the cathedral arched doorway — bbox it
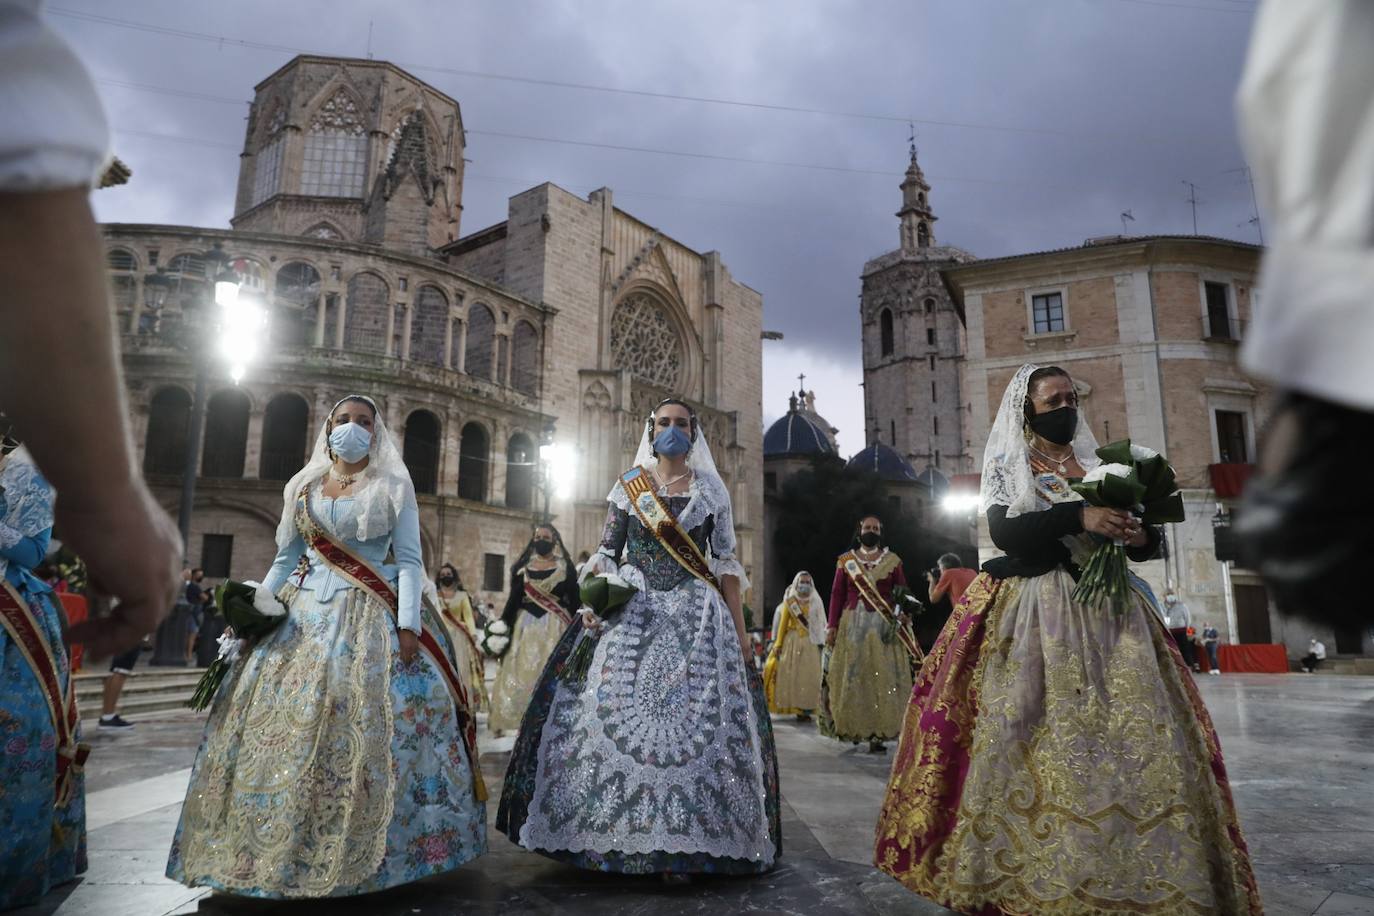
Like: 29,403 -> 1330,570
260,393 -> 309,481
458,421 -> 489,502
144,387 -> 191,475
202,389 -> 251,478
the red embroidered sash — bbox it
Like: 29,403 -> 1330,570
0,580 -> 88,807
522,576 -> 573,625
784,594 -> 810,634
620,466 -> 722,595
839,551 -> 923,663
294,484 -> 487,801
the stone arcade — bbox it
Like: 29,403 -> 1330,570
105,55 -> 763,609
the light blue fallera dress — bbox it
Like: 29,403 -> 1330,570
167,479 -> 486,899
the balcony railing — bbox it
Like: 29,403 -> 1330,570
1203,314 -> 1246,343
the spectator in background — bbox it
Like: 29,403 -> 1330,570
1301,637 -> 1327,673
0,0 -> 183,659
183,568 -> 209,663
926,553 -> 976,610
1202,622 -> 1222,675
1163,590 -> 1197,670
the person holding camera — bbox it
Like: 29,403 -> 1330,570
926,553 -> 975,610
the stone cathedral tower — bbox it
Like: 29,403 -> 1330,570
859,145 -> 976,474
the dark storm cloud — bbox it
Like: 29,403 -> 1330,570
55,0 -> 1259,450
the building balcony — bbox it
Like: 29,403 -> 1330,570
1208,462 -> 1256,499
1202,315 -> 1246,343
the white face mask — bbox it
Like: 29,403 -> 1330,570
796,582 -> 812,596
329,422 -> 372,463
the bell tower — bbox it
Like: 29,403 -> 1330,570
897,140 -> 936,252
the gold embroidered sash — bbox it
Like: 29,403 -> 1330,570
294,484 -> 487,801
620,466 -> 722,595
839,551 -> 923,663
0,580 -> 88,807
785,594 -> 810,634
522,574 -> 573,625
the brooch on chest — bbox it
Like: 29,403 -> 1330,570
1036,472 -> 1070,497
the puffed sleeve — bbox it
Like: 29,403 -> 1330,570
0,458 -> 54,573
708,485 -> 748,589
0,1 -> 111,191
391,503 -> 423,634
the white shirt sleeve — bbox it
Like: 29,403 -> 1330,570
1237,1 -> 1374,407
0,0 -> 111,191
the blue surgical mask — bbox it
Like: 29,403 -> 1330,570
652,425 -> 692,458
329,422 -> 372,463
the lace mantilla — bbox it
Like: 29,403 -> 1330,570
0,450 -> 53,579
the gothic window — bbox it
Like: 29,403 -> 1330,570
260,393 -> 309,481
511,321 -> 539,395
879,308 -> 895,357
166,252 -> 205,279
465,303 -> 495,380
252,132 -> 285,206
458,422 -> 489,502
496,336 -> 510,386
505,433 -> 535,510
927,327 -> 936,346
345,271 -> 390,354
610,292 -> 685,390
305,222 -> 344,240
923,297 -> 935,315
917,222 -> 930,248
143,387 -> 191,475
933,416 -> 940,436
409,285 -> 448,366
301,90 -> 368,198
403,410 -> 441,495
276,263 -> 322,308
202,389 -> 251,478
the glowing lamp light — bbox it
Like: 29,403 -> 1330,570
941,492 -> 981,514
540,442 -> 578,502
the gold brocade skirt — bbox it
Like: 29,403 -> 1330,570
765,629 -> 822,714
444,618 -> 488,712
488,610 -> 565,733
874,572 -> 1263,915
825,605 -> 913,742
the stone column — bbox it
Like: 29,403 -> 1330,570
440,407 -> 461,494
128,390 -> 152,469
399,301 -> 414,361
129,274 -> 145,335
334,296 -> 347,349
454,319 -> 467,374
442,314 -> 454,369
384,302 -> 398,357
490,418 -> 507,506
244,400 -> 266,479
314,294 -> 327,347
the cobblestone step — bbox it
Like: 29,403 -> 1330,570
75,666 -> 208,720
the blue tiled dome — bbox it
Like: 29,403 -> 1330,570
764,411 -> 835,458
846,442 -> 918,482
914,467 -> 949,494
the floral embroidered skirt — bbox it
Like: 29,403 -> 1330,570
764,629 -> 821,714
487,610 -> 564,733
874,572 -> 1263,915
824,606 -> 913,742
0,578 -> 86,910
497,576 -> 782,874
167,585 -> 486,899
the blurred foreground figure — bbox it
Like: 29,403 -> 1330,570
0,0 -> 181,657
1234,0 -> 1374,627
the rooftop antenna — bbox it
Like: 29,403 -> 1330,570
366,20 -> 374,60
1226,165 -> 1264,244
1182,180 -> 1201,235
1120,209 -> 1136,235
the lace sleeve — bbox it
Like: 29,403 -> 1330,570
707,484 -> 749,590
597,503 -> 629,564
0,459 -> 54,577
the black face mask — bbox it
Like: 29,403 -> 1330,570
859,532 -> 881,548
1029,406 -> 1078,446
439,575 -> 456,586
532,539 -> 554,556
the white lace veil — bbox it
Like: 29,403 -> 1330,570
273,394 -> 417,547
784,570 -> 826,625
980,364 -> 1101,518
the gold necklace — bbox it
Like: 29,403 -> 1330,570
329,465 -> 363,489
1028,442 -> 1073,476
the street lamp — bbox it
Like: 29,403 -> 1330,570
537,425 -> 577,521
940,492 -> 980,515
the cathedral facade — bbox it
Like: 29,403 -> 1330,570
103,55 -> 763,609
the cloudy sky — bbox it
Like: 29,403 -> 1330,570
56,0 -> 1262,454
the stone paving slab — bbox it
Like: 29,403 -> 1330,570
9,674 -> 1374,915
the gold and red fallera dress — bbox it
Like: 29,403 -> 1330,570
873,468 -> 1262,915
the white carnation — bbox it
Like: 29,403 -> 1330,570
1082,463 -> 1132,483
243,579 -> 286,617
1129,444 -> 1159,460
486,635 -> 510,654
488,620 -> 510,636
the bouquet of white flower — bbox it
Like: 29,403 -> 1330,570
186,579 -> 287,710
559,573 -> 638,687
1070,440 -> 1185,615
479,619 -> 511,658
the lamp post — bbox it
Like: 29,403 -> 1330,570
537,423 -> 576,523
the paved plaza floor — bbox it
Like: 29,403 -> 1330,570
13,674 -> 1374,916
